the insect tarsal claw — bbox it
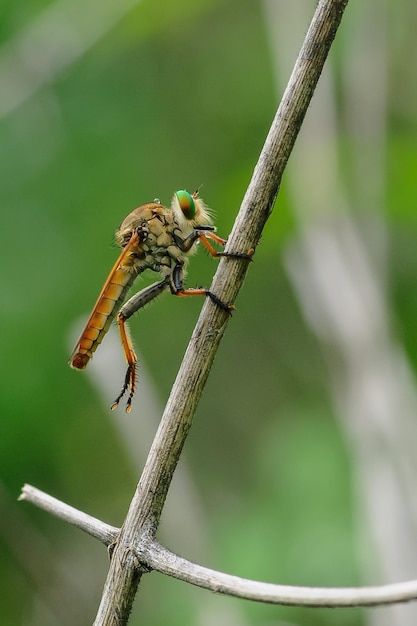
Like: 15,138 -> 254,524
206,291 -> 234,315
217,249 -> 254,261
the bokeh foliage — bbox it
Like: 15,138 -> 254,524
1,1 -> 417,624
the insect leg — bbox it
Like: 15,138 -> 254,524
111,279 -> 169,412
173,229 -> 254,260
198,232 -> 254,260
170,264 -> 234,314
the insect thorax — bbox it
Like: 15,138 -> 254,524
116,202 -> 196,277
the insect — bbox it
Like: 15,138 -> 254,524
69,189 -> 243,412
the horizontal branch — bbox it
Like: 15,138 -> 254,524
144,542 -> 417,609
19,484 -> 118,546
21,483 -> 417,609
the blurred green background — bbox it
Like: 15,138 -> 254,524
1,0 -> 417,624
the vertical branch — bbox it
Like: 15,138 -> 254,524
93,1 -> 350,624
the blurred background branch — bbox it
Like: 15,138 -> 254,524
265,1 -> 417,625
0,0 -> 141,118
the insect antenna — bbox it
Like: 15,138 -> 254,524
192,183 -> 204,198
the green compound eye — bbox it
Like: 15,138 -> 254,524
176,189 -> 196,220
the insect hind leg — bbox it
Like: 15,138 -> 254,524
111,279 -> 169,412
111,312 -> 138,413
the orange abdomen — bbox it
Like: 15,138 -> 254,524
70,232 -> 140,370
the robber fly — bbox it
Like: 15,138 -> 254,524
69,189 -> 243,412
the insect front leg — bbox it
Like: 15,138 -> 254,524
173,228 -> 254,261
112,278 -> 170,412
